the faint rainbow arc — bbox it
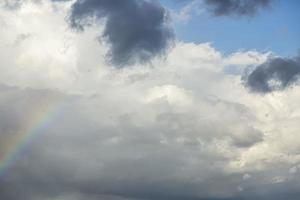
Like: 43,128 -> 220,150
0,96 -> 71,178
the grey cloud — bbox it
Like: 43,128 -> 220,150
243,55 -> 300,93
204,0 -> 272,17
14,33 -> 31,46
0,84 -> 274,200
68,0 -> 174,67
2,0 -> 64,10
1,0 -> 22,9
230,126 -> 264,148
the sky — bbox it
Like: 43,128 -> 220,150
0,0 -> 300,200
163,0 -> 300,56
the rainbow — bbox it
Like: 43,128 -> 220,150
0,94 -> 71,179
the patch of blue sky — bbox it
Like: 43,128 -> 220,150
161,0 -> 300,57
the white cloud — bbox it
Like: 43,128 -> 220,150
171,0 -> 204,24
0,1 -> 300,200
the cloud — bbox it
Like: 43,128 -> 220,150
243,55 -> 300,93
171,0 -> 204,24
0,84 -> 263,200
68,0 -> 174,67
204,0 -> 272,17
1,0 -> 22,9
1,2 -> 300,200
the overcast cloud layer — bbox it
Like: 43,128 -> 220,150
0,1 -> 300,200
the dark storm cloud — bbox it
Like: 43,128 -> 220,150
204,0 -> 272,17
243,55 -> 300,93
68,0 -> 174,67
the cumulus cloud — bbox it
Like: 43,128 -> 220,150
243,55 -> 300,93
1,1 -> 300,200
68,0 -> 174,67
0,84 -> 265,200
204,0 -> 272,17
1,82 -> 300,200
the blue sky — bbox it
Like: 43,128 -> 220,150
162,0 -> 300,56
